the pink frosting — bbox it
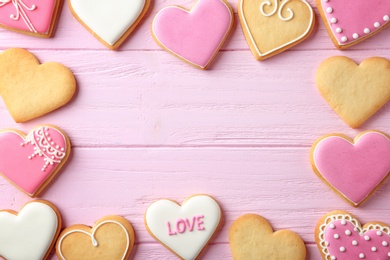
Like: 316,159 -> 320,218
313,132 -> 390,205
0,126 -> 67,196
0,0 -> 56,34
152,0 -> 233,68
321,0 -> 390,45
324,219 -> 390,259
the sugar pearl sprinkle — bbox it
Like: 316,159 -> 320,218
334,234 -> 340,239
359,253 -> 365,259
345,230 -> 351,236
372,247 -> 377,252
352,240 -> 358,246
322,0 -> 390,45
364,235 -> 371,241
383,241 -> 388,247
340,246 -> 346,252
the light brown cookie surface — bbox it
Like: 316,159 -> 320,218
0,48 -> 76,122
229,214 -> 306,260
316,56 -> 390,128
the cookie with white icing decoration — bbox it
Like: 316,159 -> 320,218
310,131 -> 390,207
315,210 -> 390,260
238,0 -> 315,60
151,0 -> 234,69
0,48 -> 76,122
316,56 -> 390,128
0,0 -> 62,38
316,0 -> 390,49
56,215 -> 135,260
145,195 -> 222,259
0,200 -> 62,260
229,214 -> 306,259
68,0 -> 150,50
0,124 -> 71,197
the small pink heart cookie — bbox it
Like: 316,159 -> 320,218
0,0 -> 61,38
151,0 -> 234,69
0,125 -> 71,197
316,0 -> 390,49
310,131 -> 390,207
316,210 -> 390,260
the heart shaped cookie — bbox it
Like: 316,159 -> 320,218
0,0 -> 61,37
316,210 -> 390,259
56,215 -> 134,260
145,195 -> 222,259
310,131 -> 390,207
69,0 -> 150,50
0,48 -> 76,122
239,0 -> 315,60
0,200 -> 62,260
0,125 -> 71,197
229,214 -> 306,259
316,0 -> 390,49
152,0 -> 234,69
316,56 -> 390,128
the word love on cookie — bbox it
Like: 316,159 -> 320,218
145,195 -> 222,259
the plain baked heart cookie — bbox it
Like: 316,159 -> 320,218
316,0 -> 390,49
152,0 -> 234,69
145,195 -> 222,259
0,48 -> 76,122
310,131 -> 390,207
316,56 -> 390,128
229,214 -> 306,259
239,0 -> 315,60
69,0 -> 150,50
0,200 -> 62,260
0,125 -> 71,197
316,210 -> 390,259
0,0 -> 62,37
56,215 -> 135,260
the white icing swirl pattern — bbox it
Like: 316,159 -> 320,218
0,0 -> 37,32
260,0 -> 294,21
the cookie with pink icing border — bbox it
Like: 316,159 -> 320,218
0,0 -> 62,38
310,130 -> 390,207
316,0 -> 390,49
151,0 -> 234,69
315,210 -> 390,260
0,125 -> 71,197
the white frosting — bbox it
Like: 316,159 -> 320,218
0,201 -> 58,260
145,195 -> 221,260
57,220 -> 130,260
69,0 -> 145,45
260,0 -> 294,21
0,0 -> 37,32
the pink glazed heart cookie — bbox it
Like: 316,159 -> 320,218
0,125 -> 71,197
316,210 -> 390,259
0,0 -> 61,37
317,0 -> 390,49
310,131 -> 390,207
151,0 -> 234,69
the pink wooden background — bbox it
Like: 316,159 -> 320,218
1,0 -> 390,259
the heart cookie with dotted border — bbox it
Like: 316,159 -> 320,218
239,0 -> 315,60
316,210 -> 390,259
56,215 -> 135,260
229,214 -> 306,259
316,56 -> 390,128
316,0 -> 390,49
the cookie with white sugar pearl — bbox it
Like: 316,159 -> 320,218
315,210 -> 390,259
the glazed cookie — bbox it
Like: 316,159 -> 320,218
0,48 -> 76,122
310,131 -> 390,207
316,0 -> 390,49
69,0 -> 150,50
0,200 -> 62,260
0,125 -> 71,197
239,0 -> 315,60
145,195 -> 222,259
0,0 -> 62,37
316,210 -> 390,259
316,56 -> 390,128
56,215 -> 135,260
152,0 -> 234,69
229,214 -> 306,260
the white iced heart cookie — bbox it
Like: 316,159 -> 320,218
68,0 -> 150,49
145,195 -> 222,259
0,200 -> 61,260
